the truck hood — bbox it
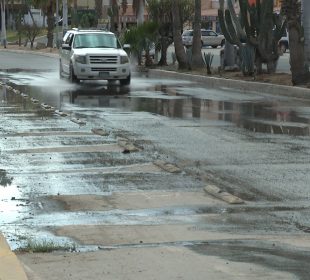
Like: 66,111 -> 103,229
73,48 -> 128,56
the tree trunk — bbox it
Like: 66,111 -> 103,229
171,0 -> 188,70
62,0 -> 69,31
137,0 -> 144,25
288,20 -> 309,85
109,0 -> 118,33
191,0 -> 204,69
302,0 -> 310,66
223,41 -> 236,69
157,37 -> 170,66
72,0 -> 78,27
0,0 -> 6,48
282,0 -> 309,85
27,7 -> 37,27
46,0 -> 54,48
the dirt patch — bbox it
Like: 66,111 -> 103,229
17,246 -> 297,280
215,71 -> 294,87
49,191 -> 218,211
155,65 -> 297,87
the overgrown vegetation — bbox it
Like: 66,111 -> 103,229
20,238 -> 76,253
122,21 -> 158,66
21,24 -> 43,48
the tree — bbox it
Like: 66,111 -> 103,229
171,0 -> 188,69
0,0 -> 7,48
109,0 -> 118,33
95,0 -> 102,25
72,0 -> 78,27
302,0 -> 310,66
45,0 -> 54,47
281,0 -> 310,85
191,0 -> 204,69
22,23 -> 41,48
147,0 -> 171,65
31,0 -> 55,47
120,0 -> 128,29
147,0 -> 193,66
133,0 -> 145,25
122,21 -> 158,66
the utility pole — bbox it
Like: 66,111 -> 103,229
0,0 -> 6,48
56,0 -> 60,47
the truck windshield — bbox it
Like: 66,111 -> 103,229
73,33 -> 118,48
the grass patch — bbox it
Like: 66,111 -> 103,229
21,238 -> 76,253
6,29 -> 48,44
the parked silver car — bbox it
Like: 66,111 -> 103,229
182,29 -> 225,48
59,29 -> 131,85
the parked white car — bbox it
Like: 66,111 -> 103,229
182,29 -> 225,48
278,29 -> 289,54
59,29 -> 131,85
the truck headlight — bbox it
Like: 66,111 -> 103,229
74,55 -> 87,64
120,55 -> 129,64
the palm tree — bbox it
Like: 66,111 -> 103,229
171,0 -> 188,69
191,0 -> 204,69
133,0 -> 145,25
281,0 -> 309,85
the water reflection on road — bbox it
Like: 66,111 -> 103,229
62,78 -> 310,137
2,69 -> 310,136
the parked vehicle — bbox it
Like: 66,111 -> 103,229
278,29 -> 289,54
59,28 -> 131,85
182,29 -> 225,48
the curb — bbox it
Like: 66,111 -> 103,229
0,48 -> 58,59
148,69 -> 310,101
3,47 -> 310,101
0,233 -> 28,280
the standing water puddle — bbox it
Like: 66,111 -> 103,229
2,73 -> 310,136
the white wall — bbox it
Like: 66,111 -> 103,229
23,9 -> 46,27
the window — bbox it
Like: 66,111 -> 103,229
73,33 -> 118,49
64,33 -> 74,46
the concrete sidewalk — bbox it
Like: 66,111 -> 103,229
0,233 -> 28,280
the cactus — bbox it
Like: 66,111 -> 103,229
218,0 -> 286,74
203,52 -> 214,75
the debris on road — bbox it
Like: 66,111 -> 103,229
204,185 -> 244,204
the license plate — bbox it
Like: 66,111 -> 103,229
99,72 -> 109,77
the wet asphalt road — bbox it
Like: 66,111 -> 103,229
1,51 -> 310,278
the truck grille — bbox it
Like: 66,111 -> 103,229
89,55 -> 118,64
91,67 -> 117,72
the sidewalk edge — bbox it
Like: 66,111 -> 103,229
149,69 -> 310,100
0,233 -> 28,280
